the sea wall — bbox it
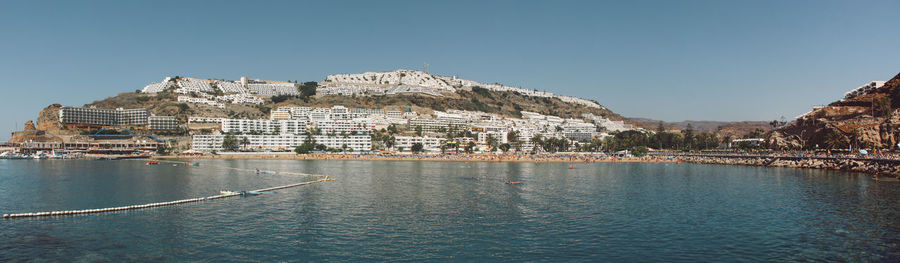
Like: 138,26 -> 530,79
678,155 -> 900,178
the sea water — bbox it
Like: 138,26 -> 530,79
0,159 -> 897,262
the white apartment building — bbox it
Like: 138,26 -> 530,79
191,134 -> 372,152
149,116 -> 179,130
330,106 -> 350,120
477,131 -> 509,145
408,119 -> 450,132
309,108 -> 331,120
188,117 -> 225,124
221,119 -> 308,135
385,110 -> 403,119
177,96 -> 225,109
394,136 -> 446,152
313,119 -> 374,134
270,109 -> 293,120
59,107 -> 150,126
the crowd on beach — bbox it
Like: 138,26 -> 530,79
164,152 -> 674,163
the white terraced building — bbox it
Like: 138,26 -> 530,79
188,117 -> 225,124
215,93 -> 264,105
191,134 -> 372,152
844,81 -> 886,100
215,80 -> 249,93
141,82 -> 172,93
317,84 -> 386,96
349,108 -> 385,118
270,109 -> 293,120
248,83 -> 298,97
308,108 -> 332,120
221,119 -> 308,135
176,78 -> 214,93
325,69 -> 455,91
581,113 -> 632,132
277,107 -> 313,118
178,96 -> 225,109
385,110 -> 403,119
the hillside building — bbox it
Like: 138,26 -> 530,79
59,107 -> 150,127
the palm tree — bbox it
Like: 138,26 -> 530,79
507,130 -> 520,152
240,137 -> 251,151
486,134 -> 498,152
530,134 -> 543,153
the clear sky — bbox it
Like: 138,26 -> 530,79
2,0 -> 899,140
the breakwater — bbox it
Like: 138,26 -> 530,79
669,154 -> 900,178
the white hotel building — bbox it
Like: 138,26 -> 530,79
394,136 -> 446,152
191,134 -> 372,152
221,119 -> 308,135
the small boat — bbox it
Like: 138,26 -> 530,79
191,162 -> 200,166
505,180 -> 521,185
146,161 -> 159,165
220,190 -> 240,195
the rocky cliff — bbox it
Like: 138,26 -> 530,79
769,72 -> 900,150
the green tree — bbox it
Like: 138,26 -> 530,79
240,137 -> 251,151
530,134 -> 544,153
299,82 -> 317,99
486,134 -> 498,152
222,134 -> 239,151
506,130 -> 520,152
465,141 -> 476,154
682,124 -> 695,150
411,142 -> 424,153
156,144 -> 170,155
294,143 -> 313,154
499,143 -> 511,153
388,124 -> 399,134
633,146 -> 649,157
415,125 -> 423,136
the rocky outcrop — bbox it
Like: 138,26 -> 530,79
769,72 -> 900,150
36,104 -> 62,131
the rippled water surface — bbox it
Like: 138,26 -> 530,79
1,159 -> 898,262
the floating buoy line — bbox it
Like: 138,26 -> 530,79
3,160 -> 332,219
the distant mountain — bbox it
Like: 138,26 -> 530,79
627,118 -> 772,138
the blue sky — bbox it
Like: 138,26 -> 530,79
1,0 -> 899,140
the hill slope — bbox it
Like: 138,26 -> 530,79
33,70 -> 626,135
768,72 -> 900,150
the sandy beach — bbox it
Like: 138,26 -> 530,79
154,153 -> 675,164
